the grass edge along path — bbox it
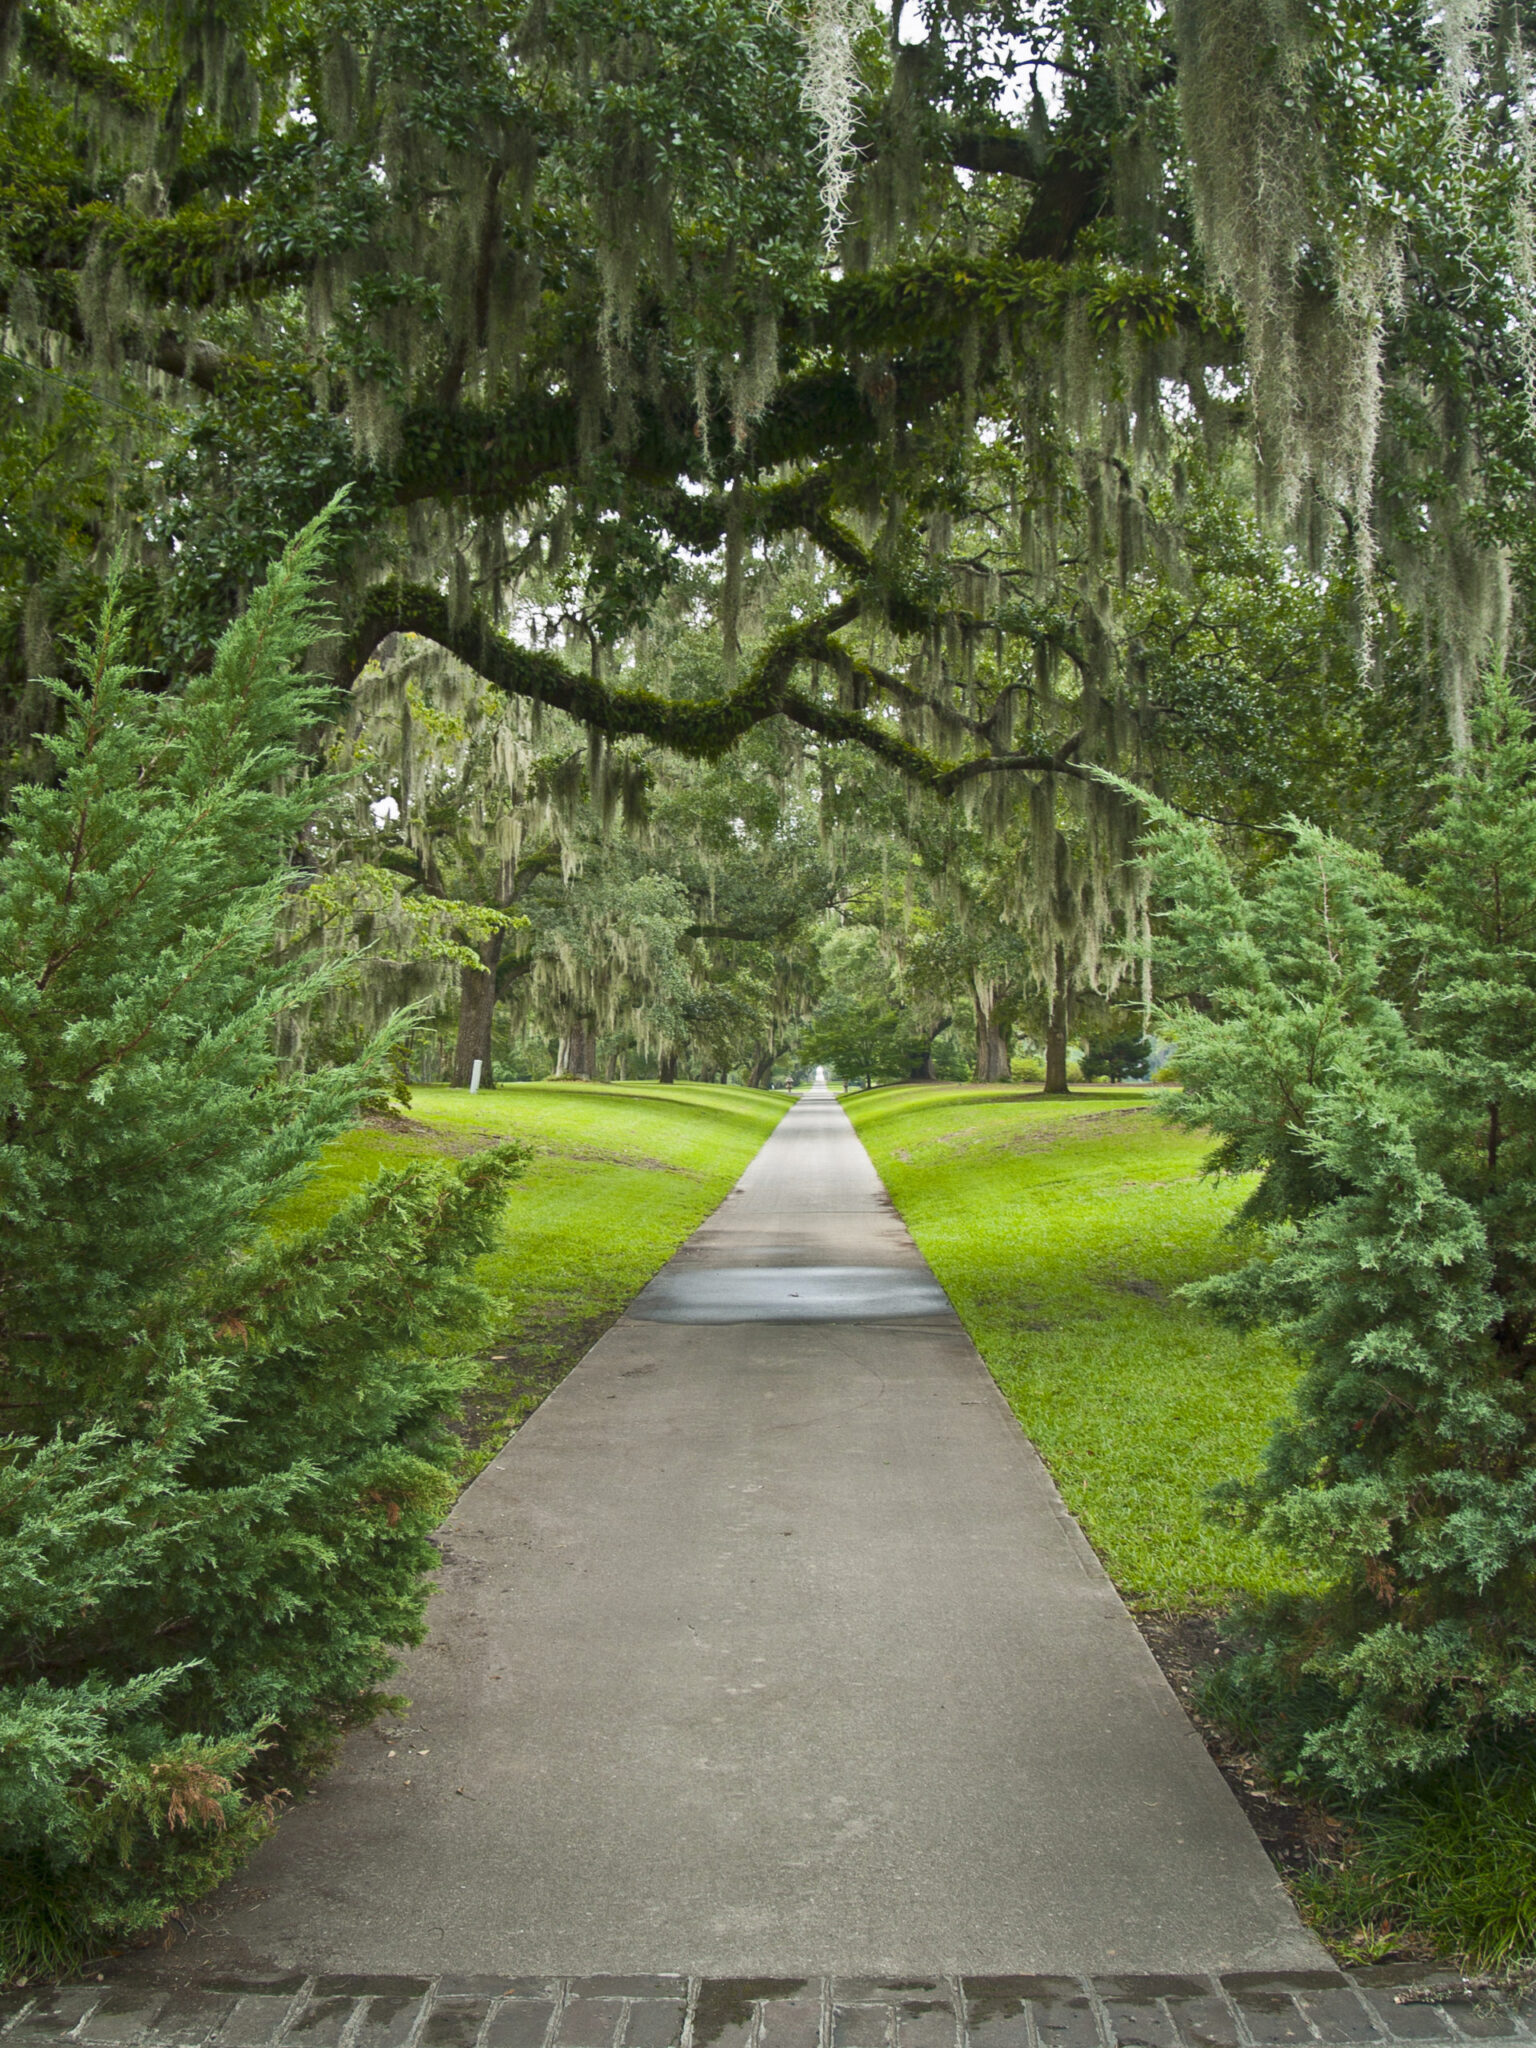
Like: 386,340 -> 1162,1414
272,1080 -> 788,1475
842,1082 -> 1536,1978
842,1081 -> 1310,1610
841,1083 -> 1342,1901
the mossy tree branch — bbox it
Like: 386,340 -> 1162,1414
17,7 -> 157,113
381,257 -> 1235,532
342,581 -> 1095,798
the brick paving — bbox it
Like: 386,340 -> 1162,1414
6,1973 -> 1531,2048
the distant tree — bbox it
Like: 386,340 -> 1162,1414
801,996 -> 923,1092
1082,1035 -> 1153,1084
796,927 -> 917,1089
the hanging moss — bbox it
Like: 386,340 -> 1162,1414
2,0 -> 1505,841
799,0 -> 867,247
1170,2 -> 1403,619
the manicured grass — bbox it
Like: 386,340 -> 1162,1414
843,1082 -> 1314,1609
272,1081 -> 787,1467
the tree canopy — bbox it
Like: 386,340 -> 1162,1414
16,0 -> 1532,1082
10,0 -> 1533,760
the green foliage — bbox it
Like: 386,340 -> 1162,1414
798,924 -> 924,1086
801,994 -> 922,1088
305,1017 -> 414,1114
0,0 -> 1481,844
1147,677 -> 1536,1795
1296,1753 -> 1536,1971
1082,1035 -> 1152,1083
1011,1051 -> 1085,1084
1,509 -> 358,1379
1123,465 -> 1444,849
0,518 -> 524,1974
1,1149 -> 521,1974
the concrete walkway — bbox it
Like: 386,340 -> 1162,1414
178,1088 -> 1325,1978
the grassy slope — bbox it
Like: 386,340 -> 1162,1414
275,1082 -> 786,1465
843,1082 -> 1312,1609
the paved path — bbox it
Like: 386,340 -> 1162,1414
167,1089 -> 1324,1977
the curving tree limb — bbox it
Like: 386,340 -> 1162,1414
342,581 -> 1099,798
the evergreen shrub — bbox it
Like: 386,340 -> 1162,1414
1082,1035 -> 1154,1083
0,514 -> 523,1975
1144,681 -> 1536,1796
1009,1052 -> 1088,1084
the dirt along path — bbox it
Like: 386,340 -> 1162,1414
151,1087 -> 1328,1978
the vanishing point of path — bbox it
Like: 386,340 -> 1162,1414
164,1088 -> 1322,1978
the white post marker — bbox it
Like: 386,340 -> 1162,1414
470,1059 -> 483,1094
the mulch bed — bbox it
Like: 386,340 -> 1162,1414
1134,1607 -> 1347,1879
450,1306 -> 620,1465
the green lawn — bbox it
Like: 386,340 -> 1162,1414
843,1082 -> 1313,1609
273,1081 -> 787,1468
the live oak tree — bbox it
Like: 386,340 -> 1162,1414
11,0 -> 1533,1001
321,633 -> 574,1088
316,597 -> 841,1085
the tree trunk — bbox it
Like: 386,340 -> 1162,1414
974,997 -> 1012,1082
1043,945 -> 1071,1096
452,930 -> 504,1087
557,1015 -> 599,1079
747,1046 -> 776,1088
658,1050 -> 677,1084
573,1018 -> 598,1080
909,1016 -> 950,1082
